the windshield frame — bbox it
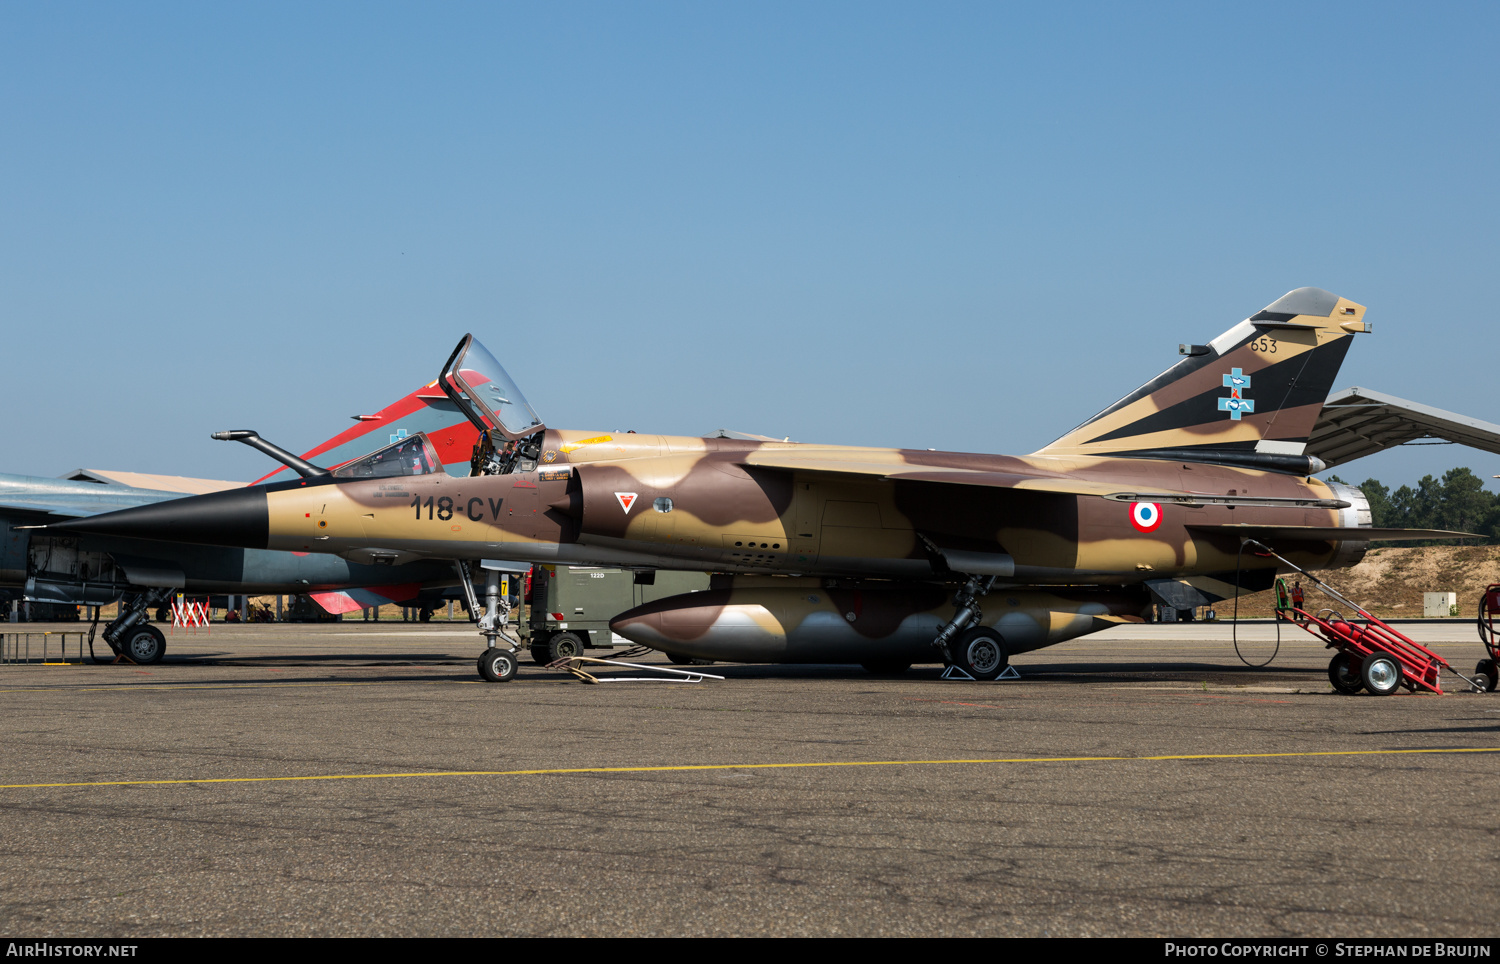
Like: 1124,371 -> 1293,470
439,334 -> 546,441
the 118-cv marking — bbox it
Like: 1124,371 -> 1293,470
410,495 -> 504,522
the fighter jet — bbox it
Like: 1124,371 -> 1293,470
50,288 -> 1471,681
5,379 -> 486,662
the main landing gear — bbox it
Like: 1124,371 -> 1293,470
932,573 -> 1013,681
456,561 -> 521,683
93,588 -> 173,664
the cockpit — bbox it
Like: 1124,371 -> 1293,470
331,433 -> 444,479
438,335 -> 547,476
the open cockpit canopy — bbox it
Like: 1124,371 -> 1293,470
439,335 -> 545,441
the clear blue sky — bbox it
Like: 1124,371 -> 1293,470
3,2 -> 1497,493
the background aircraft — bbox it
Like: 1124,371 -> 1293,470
2,380 -> 484,662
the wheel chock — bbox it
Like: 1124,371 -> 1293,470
940,664 -> 1021,681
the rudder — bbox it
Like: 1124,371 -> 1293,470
1032,287 -> 1370,473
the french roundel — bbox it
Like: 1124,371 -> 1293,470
1130,502 -> 1163,533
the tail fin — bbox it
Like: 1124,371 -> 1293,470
1032,287 -> 1369,473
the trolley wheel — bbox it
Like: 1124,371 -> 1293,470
1328,652 -> 1363,695
123,625 -> 167,665
861,660 -> 912,675
529,638 -> 553,665
549,631 -> 587,660
477,648 -> 518,683
954,627 -> 1009,681
1361,651 -> 1403,696
1474,660 -> 1498,693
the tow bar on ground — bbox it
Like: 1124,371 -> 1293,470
1241,538 -> 1486,696
548,654 -> 726,684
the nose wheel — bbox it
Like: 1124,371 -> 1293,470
478,648 -> 518,682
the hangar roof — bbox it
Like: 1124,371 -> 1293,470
61,469 -> 242,494
1309,387 -> 1500,469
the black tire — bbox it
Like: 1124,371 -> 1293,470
955,627 -> 1008,681
1474,660 -> 1498,693
1361,651 -> 1403,696
418,608 -> 434,623
123,625 -> 166,664
1328,652 -> 1363,694
477,648 -> 518,682
529,637 -> 554,665
862,660 -> 912,675
155,606 -> 173,623
549,631 -> 587,660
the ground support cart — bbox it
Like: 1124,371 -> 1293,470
1248,539 -> 1481,696
1474,584 -> 1500,692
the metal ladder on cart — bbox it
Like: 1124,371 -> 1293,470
1474,584 -> 1500,692
1246,538 -> 1484,696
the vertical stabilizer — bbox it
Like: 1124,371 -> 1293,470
1032,287 -> 1369,472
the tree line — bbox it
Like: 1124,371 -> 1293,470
1328,467 -> 1500,544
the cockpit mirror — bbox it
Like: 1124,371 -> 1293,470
439,334 -> 545,441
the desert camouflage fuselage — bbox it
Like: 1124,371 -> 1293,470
55,287 -> 1391,664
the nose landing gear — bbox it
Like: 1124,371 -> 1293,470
456,561 -> 522,682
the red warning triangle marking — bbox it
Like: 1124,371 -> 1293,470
615,492 -> 638,514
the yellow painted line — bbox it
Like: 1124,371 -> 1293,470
3,746 -> 1497,791
0,678 -> 479,695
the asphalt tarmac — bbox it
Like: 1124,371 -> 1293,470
1,620 -> 1497,937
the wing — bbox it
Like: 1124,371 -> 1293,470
1186,524 -> 1478,541
740,452 -> 1349,508
0,473 -> 183,519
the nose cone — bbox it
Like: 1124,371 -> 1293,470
48,486 -> 270,549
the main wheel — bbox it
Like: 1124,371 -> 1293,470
549,631 -> 587,660
477,648 -> 518,682
1474,660 -> 1498,693
1328,652 -> 1363,694
861,660 -> 912,675
529,637 -> 554,665
123,625 -> 167,664
1361,651 -> 1403,696
954,627 -> 1009,681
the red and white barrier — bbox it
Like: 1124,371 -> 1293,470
171,595 -> 211,634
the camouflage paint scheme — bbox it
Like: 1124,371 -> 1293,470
58,288 -> 1401,664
